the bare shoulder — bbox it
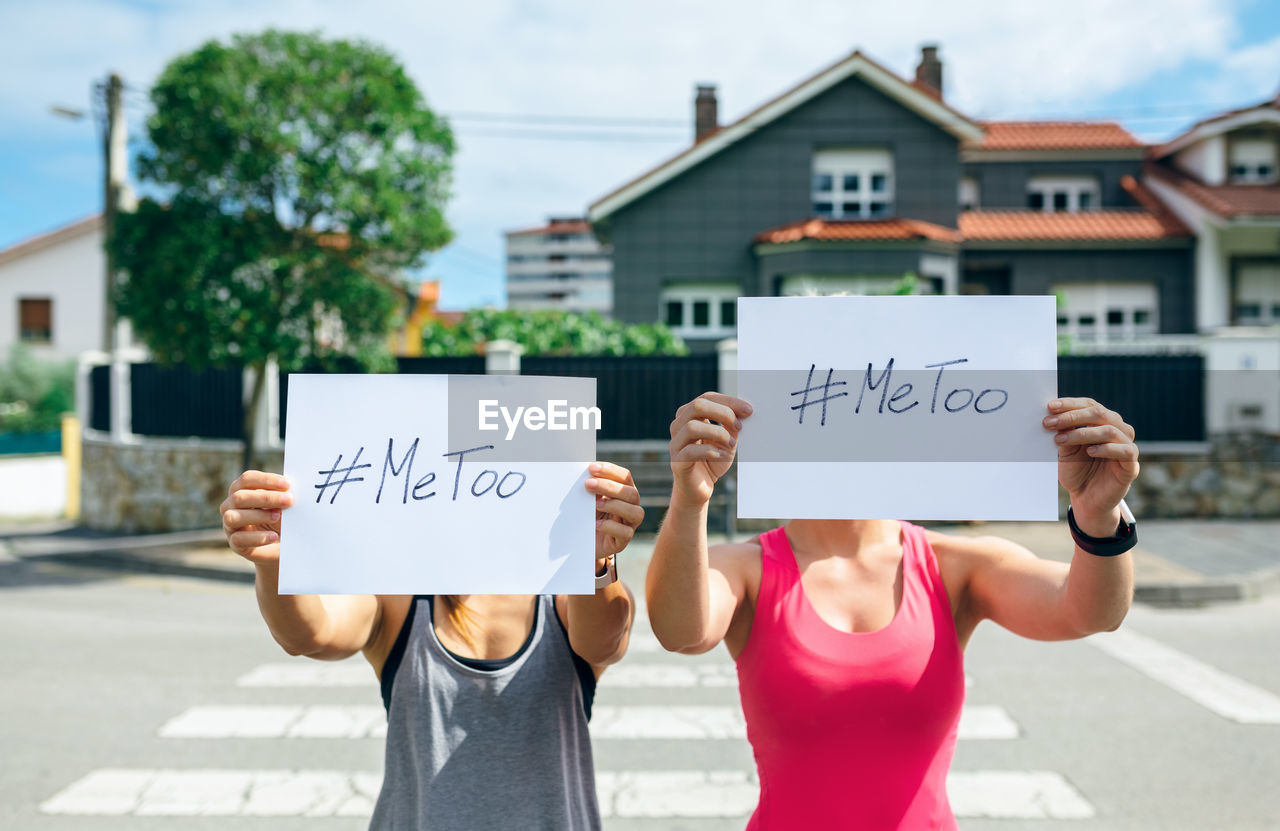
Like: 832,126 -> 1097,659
923,529 -> 1038,599
708,538 -> 764,584
925,529 -> 1035,565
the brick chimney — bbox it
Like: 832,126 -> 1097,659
695,84 -> 718,142
915,44 -> 943,98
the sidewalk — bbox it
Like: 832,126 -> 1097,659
1,519 -> 1277,607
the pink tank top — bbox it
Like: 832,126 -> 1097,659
736,522 -> 965,830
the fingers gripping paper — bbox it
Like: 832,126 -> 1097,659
279,374 -> 597,595
736,296 -> 1058,521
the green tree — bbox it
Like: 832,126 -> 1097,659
111,29 -> 454,468
419,309 -> 688,357
0,346 -> 75,434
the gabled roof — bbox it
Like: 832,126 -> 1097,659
754,217 -> 962,245
1152,93 -> 1280,159
974,121 -> 1144,151
1145,161 -> 1280,219
0,215 -> 102,268
959,209 -> 1188,241
588,50 -> 985,223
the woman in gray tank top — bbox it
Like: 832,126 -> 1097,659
220,461 -> 644,830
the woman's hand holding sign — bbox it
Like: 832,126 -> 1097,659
668,392 -> 754,506
1045,397 -> 1140,537
222,471 -> 292,565
585,461 -> 644,561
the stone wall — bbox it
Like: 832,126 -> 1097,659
78,434 -> 1280,533
81,435 -> 282,533
1123,435 -> 1280,519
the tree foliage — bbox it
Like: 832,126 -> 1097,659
420,309 -> 688,357
111,29 -> 454,463
114,29 -> 454,371
0,347 -> 75,434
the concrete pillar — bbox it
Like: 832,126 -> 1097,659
249,358 -> 283,451
717,338 -> 738,396
1196,226 -> 1230,331
486,340 -> 523,375
110,347 -> 146,444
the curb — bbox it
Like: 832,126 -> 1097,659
10,531 -> 1280,606
1134,565 -> 1280,607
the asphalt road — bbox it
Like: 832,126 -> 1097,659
1,552 -> 1278,830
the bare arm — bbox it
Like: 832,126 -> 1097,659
557,462 -> 642,670
221,471 -> 381,660
964,397 -> 1138,639
646,393 -> 754,654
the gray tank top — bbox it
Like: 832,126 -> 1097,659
369,595 -> 601,831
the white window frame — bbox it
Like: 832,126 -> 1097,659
1052,282 -> 1158,343
811,148 -> 894,219
1228,138 -> 1278,184
1027,176 -> 1100,213
959,176 -> 980,211
1234,263 -> 1280,325
660,284 -> 738,338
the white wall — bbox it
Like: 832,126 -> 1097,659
0,227 -> 105,362
0,455 -> 66,518
1172,135 -> 1226,185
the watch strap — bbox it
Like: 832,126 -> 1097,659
594,554 -> 618,589
1067,502 -> 1137,557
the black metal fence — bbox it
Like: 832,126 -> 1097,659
523,354 -> 719,440
277,356 -> 487,439
87,353 -> 1206,443
1058,354 -> 1204,441
89,364 -> 111,433
130,363 -> 243,440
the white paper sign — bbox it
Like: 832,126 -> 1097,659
736,296 -> 1058,521
280,374 -> 597,595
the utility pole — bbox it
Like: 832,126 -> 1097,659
102,73 -> 125,354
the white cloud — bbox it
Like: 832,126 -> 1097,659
0,0 -> 1265,307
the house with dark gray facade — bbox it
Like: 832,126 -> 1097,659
589,45 -> 1278,351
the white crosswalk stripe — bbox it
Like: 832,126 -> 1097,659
42,768 -> 1093,820
1089,627 -> 1280,724
236,662 -> 377,687
235,658 -> 974,690
158,703 -> 1018,741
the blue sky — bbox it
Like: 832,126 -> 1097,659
2,0 -> 1278,309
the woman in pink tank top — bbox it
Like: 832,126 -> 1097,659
647,393 -> 1139,830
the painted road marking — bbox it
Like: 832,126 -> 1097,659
41,770 -> 379,817
237,662 -> 376,687
947,771 -> 1094,819
159,707 -> 387,739
593,704 -> 1016,740
159,704 -> 1015,740
43,769 -> 1091,819
1090,628 -> 1280,724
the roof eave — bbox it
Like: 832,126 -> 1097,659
589,52 -> 983,224
1152,107 -> 1280,159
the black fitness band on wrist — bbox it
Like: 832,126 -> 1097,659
1067,504 -> 1138,557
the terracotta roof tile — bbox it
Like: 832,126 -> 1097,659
959,209 -> 1188,241
754,218 -> 962,245
507,219 -> 592,236
1145,162 -> 1280,218
975,121 -> 1144,151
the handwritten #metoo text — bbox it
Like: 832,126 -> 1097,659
790,358 -> 1008,426
313,441 -> 525,506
